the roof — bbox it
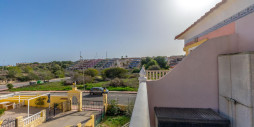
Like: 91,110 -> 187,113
154,107 -> 229,124
175,0 -> 226,40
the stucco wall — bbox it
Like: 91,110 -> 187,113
180,0 -> 254,40
147,34 -> 239,127
236,12 -> 254,52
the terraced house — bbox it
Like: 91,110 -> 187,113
130,0 -> 254,127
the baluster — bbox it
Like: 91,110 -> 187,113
149,72 -> 151,80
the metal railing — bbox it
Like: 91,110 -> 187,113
146,70 -> 170,80
82,100 -> 104,110
23,111 -> 42,126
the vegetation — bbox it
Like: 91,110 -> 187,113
1,61 -> 74,82
34,97 -> 46,106
0,109 -> 5,116
97,116 -> 130,127
147,65 -> 161,70
84,68 -> 99,77
97,99 -> 134,127
7,83 -> 14,89
102,68 -> 127,79
10,78 -> 138,91
141,56 -> 169,69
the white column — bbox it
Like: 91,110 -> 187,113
138,66 -> 147,83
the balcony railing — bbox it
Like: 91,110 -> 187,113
23,111 -> 42,126
130,66 -> 150,127
146,70 -> 170,80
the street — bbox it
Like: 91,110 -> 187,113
48,92 -> 136,105
83,92 -> 136,105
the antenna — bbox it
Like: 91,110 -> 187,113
106,51 -> 108,59
80,51 -> 83,61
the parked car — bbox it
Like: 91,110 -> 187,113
29,81 -> 37,85
90,87 -> 109,95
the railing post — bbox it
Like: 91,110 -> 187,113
139,66 -> 147,83
130,65 -> 150,127
16,116 -> 24,127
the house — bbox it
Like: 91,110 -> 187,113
130,0 -> 254,127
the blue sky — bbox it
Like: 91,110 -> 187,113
0,0 -> 221,65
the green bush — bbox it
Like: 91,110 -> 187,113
102,67 -> 127,79
145,59 -> 158,69
34,97 -> 46,106
63,79 -> 73,85
148,65 -> 161,70
107,78 -> 126,87
132,68 -> 140,73
107,99 -> 121,116
84,68 -> 98,77
7,83 -> 13,89
0,109 -> 5,116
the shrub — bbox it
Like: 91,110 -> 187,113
107,99 -> 120,116
128,73 -> 139,78
0,109 -> 5,116
148,65 -> 161,70
94,76 -> 104,82
34,97 -> 46,106
7,84 -> 13,89
102,68 -> 127,79
63,79 -> 73,85
126,100 -> 135,117
84,68 -> 99,77
145,59 -> 158,69
108,78 -> 126,87
54,70 -> 65,78
132,68 -> 140,73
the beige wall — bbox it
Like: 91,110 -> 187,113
147,34 -> 239,127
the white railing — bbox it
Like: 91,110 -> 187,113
23,111 -> 42,126
146,70 -> 170,80
122,122 -> 130,127
0,93 -> 16,100
130,66 -> 150,127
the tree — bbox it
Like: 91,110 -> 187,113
148,65 -> 161,70
154,56 -> 168,69
141,57 -> 152,66
38,70 -> 54,80
102,67 -> 127,79
51,64 -> 61,73
7,84 -> 13,89
54,70 -> 65,78
24,65 -> 33,73
145,59 -> 158,69
84,68 -> 99,77
7,67 -> 22,78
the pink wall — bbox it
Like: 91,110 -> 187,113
236,12 -> 254,52
199,22 -> 235,41
147,12 -> 254,127
147,35 -> 239,127
185,22 -> 235,47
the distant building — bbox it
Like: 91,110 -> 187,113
167,55 -> 184,68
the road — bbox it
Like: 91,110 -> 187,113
48,92 -> 136,105
83,92 -> 136,105
0,77 -> 70,91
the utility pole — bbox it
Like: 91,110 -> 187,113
80,51 -> 85,89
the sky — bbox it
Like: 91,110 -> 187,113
0,0 -> 221,65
